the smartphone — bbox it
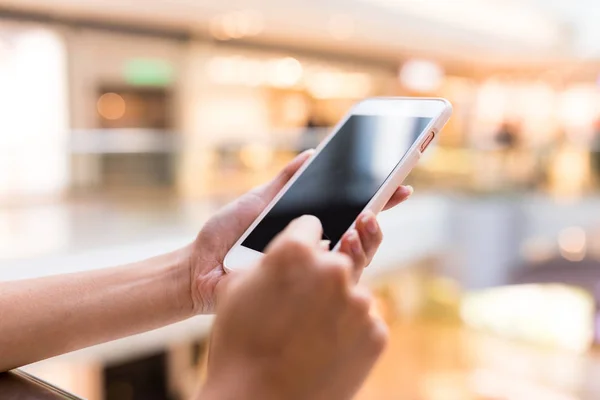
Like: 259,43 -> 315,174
224,97 -> 452,271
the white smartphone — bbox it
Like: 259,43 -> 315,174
224,97 -> 452,272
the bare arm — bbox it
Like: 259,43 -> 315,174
0,151 -> 410,373
0,247 -> 193,372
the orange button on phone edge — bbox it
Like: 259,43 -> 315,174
420,131 -> 435,153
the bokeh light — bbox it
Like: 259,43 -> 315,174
558,226 -> 587,261
97,92 -> 126,120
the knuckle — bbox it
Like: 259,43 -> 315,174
368,320 -> 389,353
317,253 -> 354,288
266,240 -> 313,269
373,229 -> 384,244
350,292 -> 373,315
279,238 -> 312,259
284,237 -> 310,254
322,263 -> 347,283
337,252 -> 354,270
320,262 -> 350,287
356,252 -> 369,268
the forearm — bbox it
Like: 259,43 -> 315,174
0,246 -> 194,371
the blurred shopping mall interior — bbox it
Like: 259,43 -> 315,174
4,0 -> 600,399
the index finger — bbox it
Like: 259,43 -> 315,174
382,185 -> 413,211
267,215 -> 324,252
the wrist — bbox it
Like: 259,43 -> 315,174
158,244 -> 196,320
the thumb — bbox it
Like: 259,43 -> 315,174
198,149 -> 315,251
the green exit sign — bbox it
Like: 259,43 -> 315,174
124,58 -> 174,86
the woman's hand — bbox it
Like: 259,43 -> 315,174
202,216 -> 389,400
185,150 -> 413,314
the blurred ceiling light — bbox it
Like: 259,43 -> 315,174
399,59 -> 444,93
209,17 -> 230,41
558,226 -> 586,262
328,14 -> 355,41
205,56 -> 371,97
243,10 -> 265,36
221,14 -> 243,39
233,11 -> 253,37
307,70 -> 372,99
97,93 -> 126,120
559,86 -> 599,128
269,57 -> 303,88
209,11 -> 264,41
359,0 -> 560,46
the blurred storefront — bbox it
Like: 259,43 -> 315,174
178,43 -> 397,198
65,29 -> 186,193
2,18 -> 599,201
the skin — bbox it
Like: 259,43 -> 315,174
0,150 -> 412,374
202,216 -> 389,400
187,150 -> 412,313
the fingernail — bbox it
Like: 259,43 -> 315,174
405,185 -> 414,195
348,231 -> 361,254
298,215 -> 318,223
320,240 -> 331,251
362,214 -> 378,234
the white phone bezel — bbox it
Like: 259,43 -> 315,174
224,97 -> 452,272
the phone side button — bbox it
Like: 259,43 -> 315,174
419,131 -> 435,153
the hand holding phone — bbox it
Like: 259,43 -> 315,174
225,97 -> 452,272
204,215 -> 388,400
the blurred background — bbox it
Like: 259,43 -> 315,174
3,0 -> 600,399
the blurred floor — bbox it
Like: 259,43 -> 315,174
358,320 -> 600,400
25,316 -> 600,400
6,191 -> 600,400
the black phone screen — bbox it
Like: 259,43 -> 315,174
242,114 -> 432,252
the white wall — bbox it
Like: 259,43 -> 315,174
0,25 -> 70,200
